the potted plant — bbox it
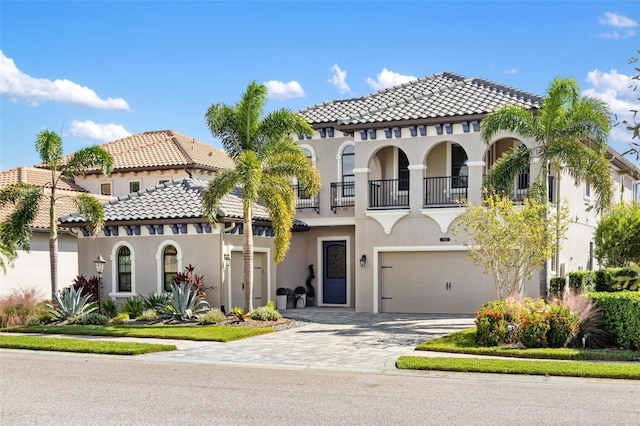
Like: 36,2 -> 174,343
276,287 -> 288,310
294,286 -> 306,308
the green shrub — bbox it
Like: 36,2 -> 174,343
594,270 -> 614,292
112,312 -> 130,324
546,304 -> 579,348
266,300 -> 275,310
136,309 -> 158,321
101,298 -> 119,318
78,312 -> 109,325
48,286 -> 97,321
142,292 -> 170,310
122,296 -> 145,318
567,271 -> 595,294
198,309 -> 225,325
589,291 -> 640,350
518,310 -> 550,348
475,301 -> 509,346
549,277 -> 566,296
251,306 -> 282,321
229,306 -> 245,321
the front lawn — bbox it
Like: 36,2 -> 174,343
416,328 -> 640,362
5,324 -> 273,342
398,327 -> 640,380
0,335 -> 176,355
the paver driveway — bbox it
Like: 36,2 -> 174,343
147,308 -> 475,372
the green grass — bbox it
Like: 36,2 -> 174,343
396,356 -> 640,380
0,335 -> 176,355
5,324 -> 273,342
416,328 -> 640,362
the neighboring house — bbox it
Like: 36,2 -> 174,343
50,129 -> 235,198
0,167 -> 112,297
59,179 -> 309,311
275,72 -> 640,313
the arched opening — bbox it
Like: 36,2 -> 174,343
367,146 -> 410,209
423,141 -> 469,206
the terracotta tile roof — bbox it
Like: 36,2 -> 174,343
59,178 -> 308,229
0,168 -> 113,230
0,167 -> 88,192
299,72 -> 542,126
37,130 -> 235,174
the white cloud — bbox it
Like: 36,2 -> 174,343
0,50 -> 130,110
328,64 -> 350,93
263,80 -> 305,100
69,120 -> 131,142
598,12 -> 637,39
503,68 -> 518,75
365,68 -> 417,91
583,69 -> 638,146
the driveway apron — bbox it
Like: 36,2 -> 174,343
146,308 -> 475,372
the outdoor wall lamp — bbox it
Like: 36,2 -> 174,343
360,255 -> 367,267
93,254 -> 106,314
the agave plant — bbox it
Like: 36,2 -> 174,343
48,286 -> 97,321
141,292 -> 170,310
156,283 -> 211,321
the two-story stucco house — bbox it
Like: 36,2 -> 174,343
276,72 -> 640,314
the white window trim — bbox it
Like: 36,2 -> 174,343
298,143 -> 317,165
584,181 -> 592,203
336,141 -> 355,183
109,241 -> 136,297
155,240 -> 183,294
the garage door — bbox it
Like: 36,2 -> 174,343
379,251 -> 495,314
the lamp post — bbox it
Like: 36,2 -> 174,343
94,254 -> 106,314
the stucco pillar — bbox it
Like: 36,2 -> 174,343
353,167 -> 370,218
467,161 -> 485,204
408,164 -> 426,211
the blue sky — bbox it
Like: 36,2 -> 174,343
1,1 -> 638,171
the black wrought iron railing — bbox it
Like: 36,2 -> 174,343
330,182 -> 355,212
293,184 -> 319,212
368,179 -> 409,209
423,176 -> 468,206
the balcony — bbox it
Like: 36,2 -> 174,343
330,182 -> 355,212
368,179 -> 409,209
482,173 -> 555,203
293,184 -> 319,213
423,176 -> 468,207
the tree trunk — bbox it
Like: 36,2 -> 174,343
49,187 -> 58,300
243,205 -> 254,313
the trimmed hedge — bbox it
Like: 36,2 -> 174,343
588,291 -> 640,350
550,277 -> 566,295
567,271 -> 595,293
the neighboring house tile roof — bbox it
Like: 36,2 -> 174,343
0,167 -> 113,230
37,130 -> 235,174
59,178 -> 308,229
299,72 -> 542,126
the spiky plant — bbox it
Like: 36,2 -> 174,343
156,283 -> 211,321
48,286 -> 96,321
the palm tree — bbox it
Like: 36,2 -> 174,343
0,130 -> 113,299
202,81 -> 321,312
480,77 -> 613,298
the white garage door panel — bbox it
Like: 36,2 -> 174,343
379,251 -> 495,314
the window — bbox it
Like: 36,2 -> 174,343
398,150 -> 409,191
101,183 -> 111,196
159,179 -> 169,185
302,148 -> 313,163
341,145 -> 355,196
129,181 -> 140,193
451,144 -> 468,188
117,246 -> 132,292
163,245 -> 178,292
584,181 -> 592,200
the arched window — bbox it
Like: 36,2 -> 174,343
302,148 -> 313,162
451,143 -> 468,188
398,150 -> 409,190
341,145 -> 355,196
163,245 -> 179,292
117,246 -> 132,292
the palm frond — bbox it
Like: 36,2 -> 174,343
484,145 -> 531,197
0,184 -> 42,250
73,194 -> 105,237
235,81 -> 268,151
480,105 -> 538,144
34,130 -> 63,165
258,175 -> 297,263
201,170 -> 240,223
258,109 -> 313,151
61,146 -> 114,178
205,103 -> 242,158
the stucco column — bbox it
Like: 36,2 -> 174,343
353,167 -> 370,218
467,161 -> 485,204
408,164 -> 426,210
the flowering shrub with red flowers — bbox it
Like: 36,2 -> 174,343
547,304 -> 580,348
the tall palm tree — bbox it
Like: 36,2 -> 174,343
0,130 -> 113,299
202,81 -> 320,312
481,77 -> 613,298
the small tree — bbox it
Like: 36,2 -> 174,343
594,201 -> 640,268
454,195 -> 568,300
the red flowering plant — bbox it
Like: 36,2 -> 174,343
546,304 -> 580,348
